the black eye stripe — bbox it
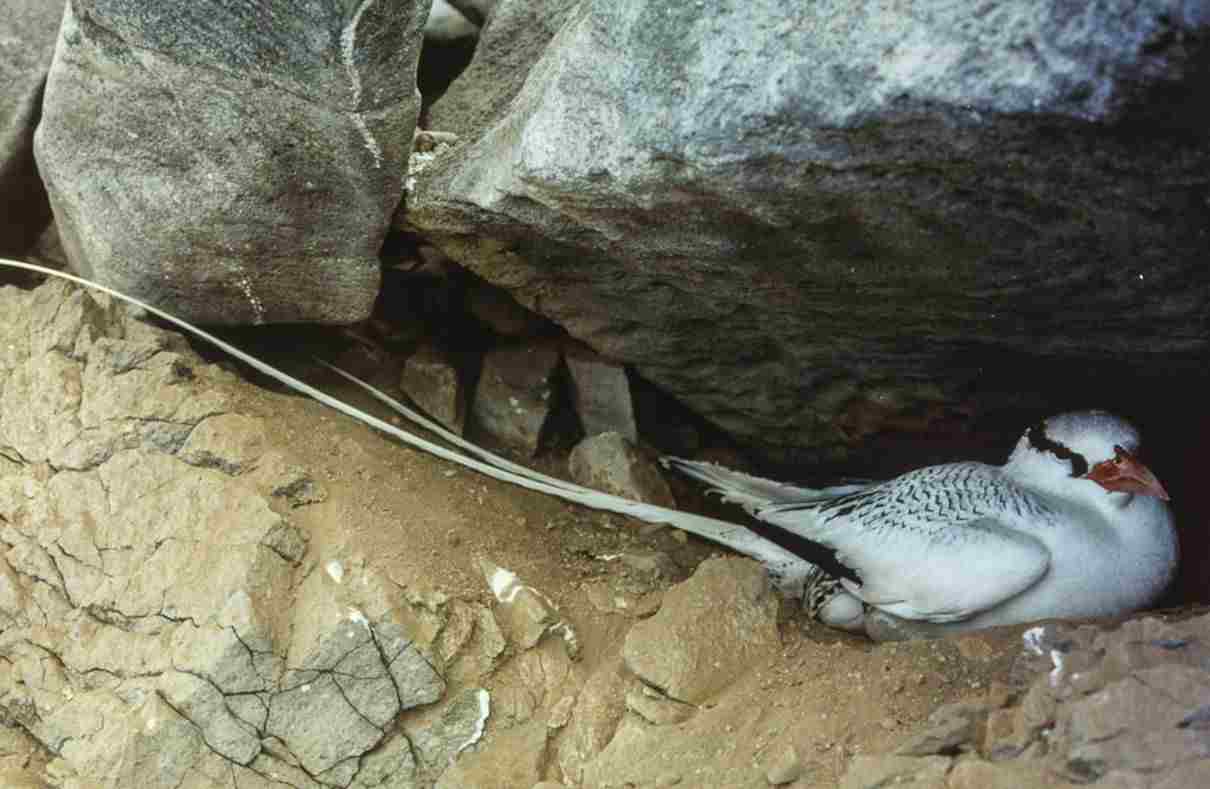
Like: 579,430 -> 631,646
1027,423 -> 1090,477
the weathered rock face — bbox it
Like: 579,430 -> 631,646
35,0 -> 427,326
563,345 -> 638,443
404,0 -> 1210,459
0,280 -> 452,787
843,614 -> 1210,788
470,340 -> 562,455
0,0 -> 62,258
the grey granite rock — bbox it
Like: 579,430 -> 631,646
425,0 -> 579,137
35,0 -> 427,325
405,0 -> 1210,459
471,341 -> 562,455
563,345 -> 637,443
401,342 -> 467,434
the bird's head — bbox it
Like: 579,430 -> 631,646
1005,410 -> 1169,502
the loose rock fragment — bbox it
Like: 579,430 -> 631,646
401,343 -> 467,434
480,558 -> 580,659
471,341 -> 561,455
564,345 -> 638,442
568,432 -> 675,508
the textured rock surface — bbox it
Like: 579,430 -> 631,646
35,0 -> 427,325
556,657 -> 627,786
434,720 -> 549,789
0,0 -> 61,257
424,0 -> 580,137
840,613 -> 1210,788
425,0 -> 479,42
405,0 -> 1210,459
0,280 -> 449,787
841,755 -> 952,789
401,342 -> 467,434
470,341 -> 562,455
623,556 -> 780,704
479,558 -> 579,658
568,431 -> 675,507
564,346 -> 637,443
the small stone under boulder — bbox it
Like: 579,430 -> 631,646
568,431 -> 675,508
470,340 -> 562,455
563,344 -> 638,443
401,342 -> 467,434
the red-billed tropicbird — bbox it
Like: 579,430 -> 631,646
665,410 -> 1177,635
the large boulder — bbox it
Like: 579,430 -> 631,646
35,0 -> 427,325
403,0 -> 1210,460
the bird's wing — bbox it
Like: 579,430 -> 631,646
661,457 -> 873,515
757,476 -> 1051,623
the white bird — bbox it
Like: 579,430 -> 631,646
665,410 -> 1177,636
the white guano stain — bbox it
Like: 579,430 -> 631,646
234,274 -> 266,324
221,258 -> 266,324
456,689 -> 491,755
549,621 -> 581,657
488,565 -> 522,603
1048,649 -> 1066,687
1022,626 -> 1046,656
342,0 -> 384,169
325,559 -> 345,584
485,563 -> 581,659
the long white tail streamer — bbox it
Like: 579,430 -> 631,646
0,257 -> 816,594
317,358 -> 589,495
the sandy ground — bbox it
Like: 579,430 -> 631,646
205,342 -> 1043,786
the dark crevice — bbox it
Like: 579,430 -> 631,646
362,623 -> 407,711
41,551 -> 76,609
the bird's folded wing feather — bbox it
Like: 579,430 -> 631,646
758,503 -> 1051,623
